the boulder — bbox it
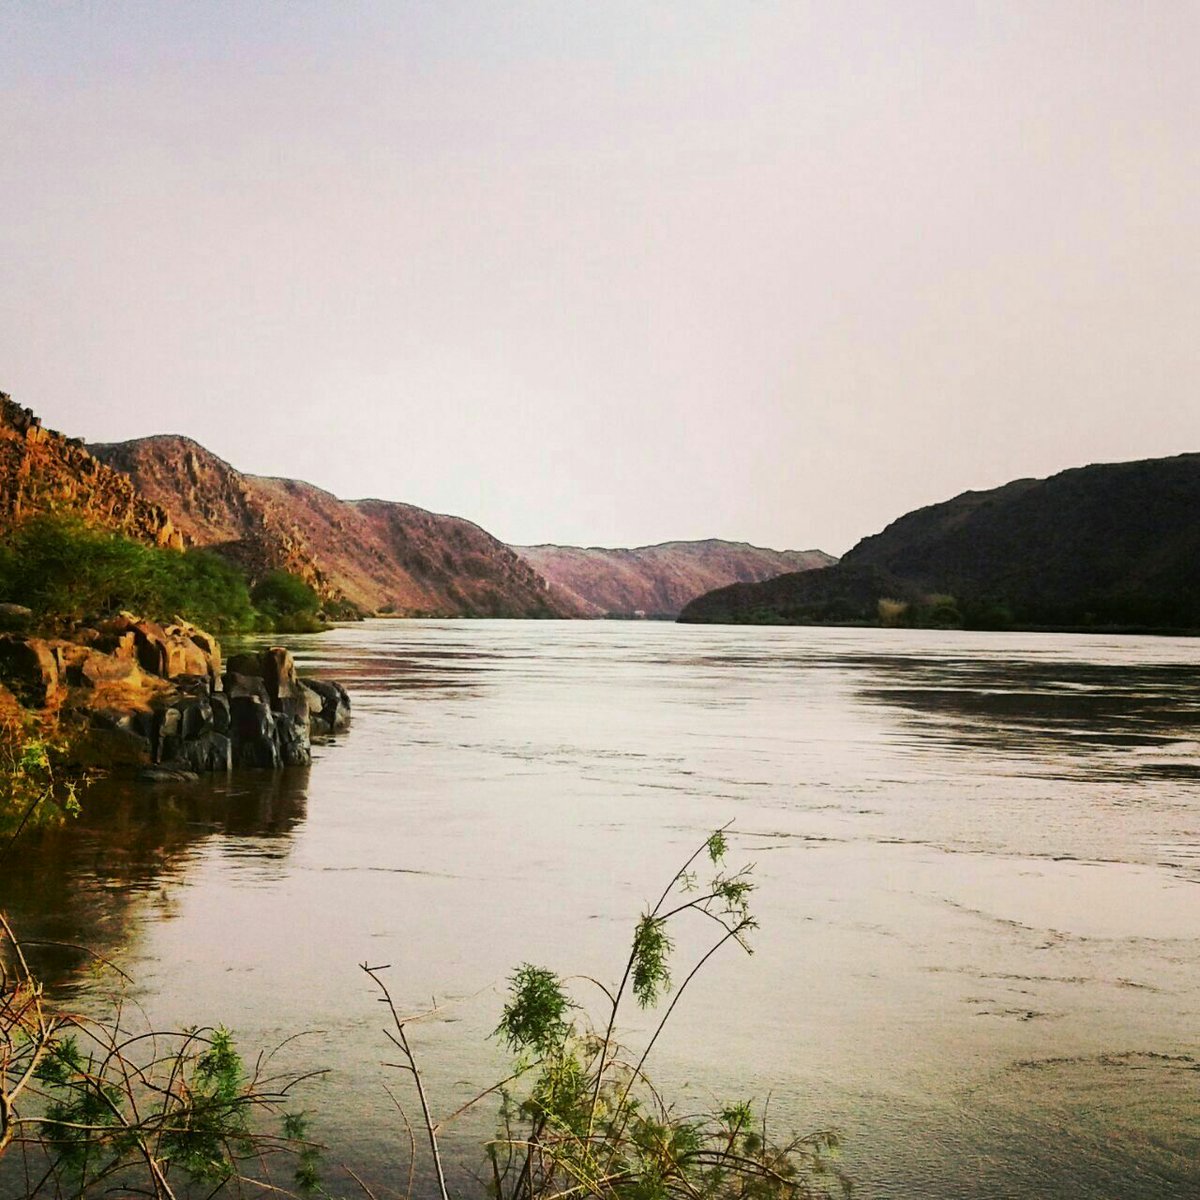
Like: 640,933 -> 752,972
137,765 -> 200,784
170,673 -> 213,697
187,628 -> 222,682
0,636 -> 59,707
131,620 -> 170,677
210,692 -> 231,734
76,651 -> 148,690
225,652 -> 263,678
89,707 -> 155,739
175,730 -> 232,773
262,647 -> 301,704
154,704 -> 182,764
70,725 -> 153,768
272,694 -> 311,767
224,671 -> 270,702
162,624 -> 213,680
177,695 -> 213,740
300,683 -> 327,731
301,677 -> 351,734
229,693 -> 281,768
0,603 -> 33,632
152,694 -> 215,762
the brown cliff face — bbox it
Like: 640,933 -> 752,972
0,395 -> 183,549
514,540 -> 837,618
90,436 -> 569,618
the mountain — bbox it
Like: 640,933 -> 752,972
514,540 -> 837,618
679,454 -> 1200,631
0,393 -> 184,549
88,436 -> 569,618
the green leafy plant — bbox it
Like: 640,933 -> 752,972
0,514 -> 259,631
0,711 -> 81,849
0,912 -> 321,1199
364,825 -> 847,1200
251,570 -> 326,633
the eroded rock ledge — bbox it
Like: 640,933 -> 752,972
0,614 -> 349,780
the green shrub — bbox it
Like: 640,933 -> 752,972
364,826 -> 847,1200
249,570 -> 326,633
0,515 -> 258,631
251,571 -> 319,619
0,713 -> 80,844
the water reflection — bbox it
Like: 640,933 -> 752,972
852,652 -> 1200,783
4,623 -> 1199,1198
2,768 -> 309,987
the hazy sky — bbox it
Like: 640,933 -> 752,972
4,2 -> 1197,555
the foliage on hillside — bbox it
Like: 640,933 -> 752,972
0,515 -> 321,633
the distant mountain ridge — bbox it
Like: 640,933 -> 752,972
515,540 -> 836,617
1,390 -> 838,623
680,454 -> 1200,630
90,435 -> 569,618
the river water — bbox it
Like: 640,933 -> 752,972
4,620 -> 1199,1197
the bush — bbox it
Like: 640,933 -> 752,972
876,598 -> 910,627
0,912 -> 317,1197
0,515 -> 258,631
251,571 -> 320,620
364,826 -> 847,1200
0,711 -> 80,844
250,570 -> 327,633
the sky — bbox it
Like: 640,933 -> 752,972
3,2 -> 1198,556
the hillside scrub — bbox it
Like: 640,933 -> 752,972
0,515 -> 321,633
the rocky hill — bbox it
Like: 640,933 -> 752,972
514,540 -> 836,618
90,436 -> 569,618
0,394 -> 183,549
679,455 -> 1200,631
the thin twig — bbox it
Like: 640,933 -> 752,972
361,962 -> 450,1200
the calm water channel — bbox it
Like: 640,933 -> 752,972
4,620 -> 1200,1197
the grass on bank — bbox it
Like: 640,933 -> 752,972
0,515 -> 326,634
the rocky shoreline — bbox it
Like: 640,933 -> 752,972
0,611 -> 349,781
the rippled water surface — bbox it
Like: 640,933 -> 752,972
5,621 -> 1200,1197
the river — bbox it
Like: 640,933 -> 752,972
4,620 -> 1199,1197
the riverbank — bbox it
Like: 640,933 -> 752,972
0,614 -> 350,787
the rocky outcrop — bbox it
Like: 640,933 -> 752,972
0,618 -> 350,778
0,394 -> 183,549
90,435 -> 571,618
514,540 -> 837,618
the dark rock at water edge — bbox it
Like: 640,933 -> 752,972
0,619 -> 351,780
137,764 -> 201,784
301,678 -> 351,734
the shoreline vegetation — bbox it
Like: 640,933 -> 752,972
1,819 -> 843,1200
0,514 -> 336,638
